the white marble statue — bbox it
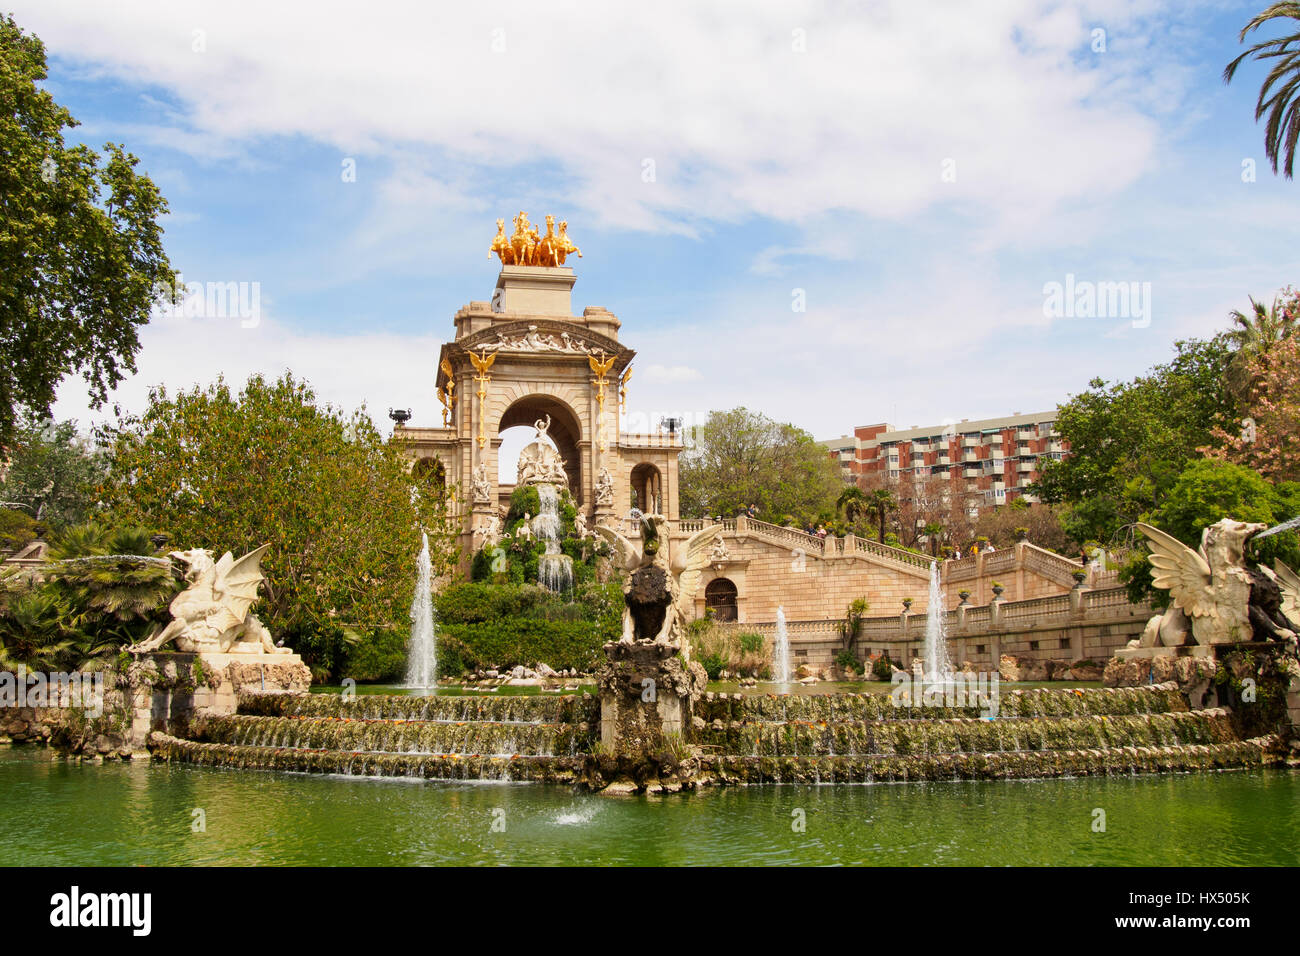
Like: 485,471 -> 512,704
516,415 -> 568,486
595,466 -> 614,506
471,462 -> 492,504
129,545 -> 287,655
574,510 -> 589,538
1136,518 -> 1298,647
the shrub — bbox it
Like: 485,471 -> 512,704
339,628 -> 407,683
688,622 -> 771,679
835,649 -> 859,675
434,579 -> 620,672
871,654 -> 896,681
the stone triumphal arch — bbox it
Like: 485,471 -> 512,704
395,214 -> 683,561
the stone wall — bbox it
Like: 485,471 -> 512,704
0,668 -> 135,757
0,650 -> 310,758
725,585 -> 1153,676
676,520 -> 1082,627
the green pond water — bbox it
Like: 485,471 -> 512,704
4,748 -> 1297,866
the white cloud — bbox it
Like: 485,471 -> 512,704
14,0 -> 1182,238
52,310 -> 447,432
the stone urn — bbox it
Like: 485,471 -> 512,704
991,584 -> 1005,599
902,598 -> 913,611
958,590 -> 971,605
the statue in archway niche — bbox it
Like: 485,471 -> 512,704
595,467 -> 614,506
471,462 -> 492,504
516,415 -> 568,486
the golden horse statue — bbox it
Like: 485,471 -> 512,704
535,215 -> 561,267
488,218 -> 515,264
557,221 -> 582,265
490,213 -> 582,267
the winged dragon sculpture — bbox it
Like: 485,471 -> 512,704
1136,519 -> 1300,648
594,517 -> 722,652
128,545 -> 286,655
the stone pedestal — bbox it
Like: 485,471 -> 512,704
126,649 -> 310,749
493,265 -> 576,315
586,640 -> 707,793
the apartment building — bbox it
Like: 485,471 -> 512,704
820,411 -> 1068,505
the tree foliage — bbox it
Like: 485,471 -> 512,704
679,407 -> 843,525
1120,459 -> 1300,605
0,15 -> 177,447
97,373 -> 457,676
0,523 -> 175,670
1207,331 -> 1300,482
1224,3 -> 1300,179
0,413 -> 106,529
1033,335 -> 1238,545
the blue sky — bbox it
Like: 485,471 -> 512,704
19,0 -> 1299,445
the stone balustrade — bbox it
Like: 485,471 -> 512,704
718,585 -> 1154,672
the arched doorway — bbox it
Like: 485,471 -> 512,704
705,578 -> 738,622
498,395 -> 583,502
630,462 -> 662,515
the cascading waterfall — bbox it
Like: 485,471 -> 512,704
534,483 -> 573,593
923,561 -> 956,684
773,606 -> 792,683
404,532 -> 437,691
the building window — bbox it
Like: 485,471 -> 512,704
704,578 -> 738,622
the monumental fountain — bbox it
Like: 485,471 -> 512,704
135,220 -> 1300,792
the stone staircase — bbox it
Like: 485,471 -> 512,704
149,691 -> 599,783
691,683 -> 1283,784
147,682 -> 1285,786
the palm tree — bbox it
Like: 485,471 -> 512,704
836,486 -> 871,530
1225,292 -> 1298,398
868,488 -> 897,544
922,521 -> 945,557
1224,4 -> 1300,178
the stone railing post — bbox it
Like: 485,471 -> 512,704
823,534 -> 837,558
735,514 -> 749,535
843,532 -> 856,555
989,595 -> 1004,630
1069,583 -> 1086,616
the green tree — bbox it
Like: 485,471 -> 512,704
1122,459 -> 1300,604
0,414 -> 106,529
97,373 -> 457,676
1033,335 -> 1238,546
1224,4 -> 1300,179
678,407 -> 842,526
0,15 -> 177,447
